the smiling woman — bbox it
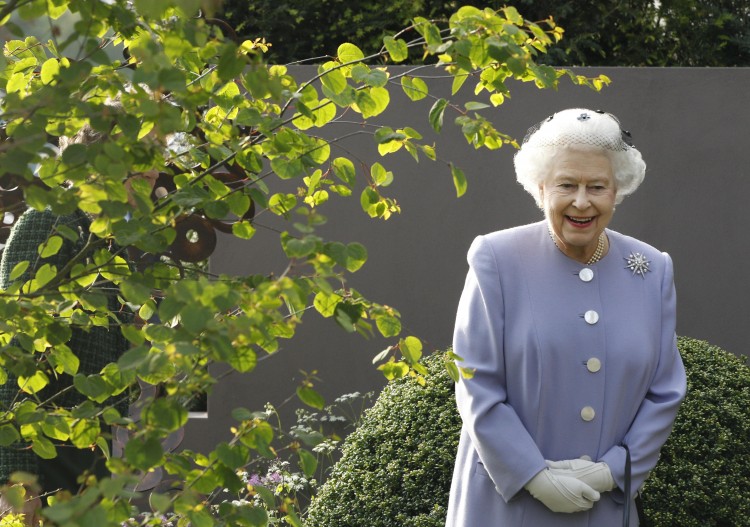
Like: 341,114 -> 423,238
446,108 -> 686,527
540,148 -> 617,263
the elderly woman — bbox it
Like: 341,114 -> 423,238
446,108 -> 686,526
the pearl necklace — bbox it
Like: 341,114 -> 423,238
549,229 -> 607,265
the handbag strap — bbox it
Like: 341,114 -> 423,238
623,444 -> 632,527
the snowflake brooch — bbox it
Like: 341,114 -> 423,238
624,252 -> 651,278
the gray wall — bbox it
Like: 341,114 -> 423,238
184,67 -> 750,452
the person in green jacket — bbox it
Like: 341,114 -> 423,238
0,115 -> 159,524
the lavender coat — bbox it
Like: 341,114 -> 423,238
446,222 -> 686,527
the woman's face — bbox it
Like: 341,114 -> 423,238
539,148 -> 617,261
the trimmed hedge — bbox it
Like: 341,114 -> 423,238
305,337 -> 750,527
305,352 -> 460,527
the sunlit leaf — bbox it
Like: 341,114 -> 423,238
429,98 -> 448,133
399,336 -> 423,364
313,291 -> 339,317
18,370 -> 49,394
383,36 -> 409,63
401,76 -> 428,101
451,163 -> 467,197
337,43 -> 365,64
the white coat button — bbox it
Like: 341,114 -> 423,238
587,358 -> 602,373
579,268 -> 594,282
584,310 -> 599,325
581,406 -> 596,421
580,455 -> 592,462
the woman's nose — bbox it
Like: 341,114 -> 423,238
572,187 -> 590,209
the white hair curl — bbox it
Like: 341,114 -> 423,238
513,108 -> 646,207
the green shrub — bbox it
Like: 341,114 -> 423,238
305,352 -> 461,527
641,337 -> 750,526
305,338 -> 750,527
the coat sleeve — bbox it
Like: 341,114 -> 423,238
600,251 -> 687,493
453,236 -> 546,502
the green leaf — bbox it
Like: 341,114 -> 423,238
313,291 -> 339,317
352,64 -> 388,87
48,346 -> 80,375
31,263 -> 57,289
298,449 -> 318,477
9,261 -> 29,281
429,98 -> 448,133
445,360 -> 460,383
285,508 -> 303,527
73,374 -> 111,403
502,5 -> 524,25
227,346 -> 257,373
318,62 -> 348,95
370,162 -> 393,188
465,101 -> 490,111
0,425 -> 21,446
452,73 -> 469,95
399,336 -> 423,364
143,397 -> 188,432
334,302 -> 363,332
383,36 -> 409,63
40,58 -> 59,84
401,76 -> 428,101
125,436 -> 164,471
216,442 -> 249,469
232,221 -> 256,239
451,163 -> 468,197
282,235 -> 317,259
271,157 -> 305,179
379,359 -> 409,380
268,193 -> 297,216
296,386 -> 325,410
120,279 -> 153,305
6,72 -> 28,94
367,86 -> 390,117
345,242 -> 367,272
70,418 -> 100,448
332,157 -> 356,186
231,407 -> 254,421
337,43 -> 364,64
32,435 -> 57,459
375,313 -> 401,338
121,325 -> 146,346
18,370 -> 49,394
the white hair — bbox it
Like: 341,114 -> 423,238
513,108 -> 646,207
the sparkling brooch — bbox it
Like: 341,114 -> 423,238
624,252 -> 651,278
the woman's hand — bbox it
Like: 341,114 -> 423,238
524,468 -> 600,513
546,459 -> 616,493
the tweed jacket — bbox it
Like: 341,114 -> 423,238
446,221 -> 686,527
0,208 -> 132,483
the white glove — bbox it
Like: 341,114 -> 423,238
524,468 -> 600,513
546,459 -> 616,493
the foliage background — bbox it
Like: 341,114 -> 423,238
219,0 -> 750,66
